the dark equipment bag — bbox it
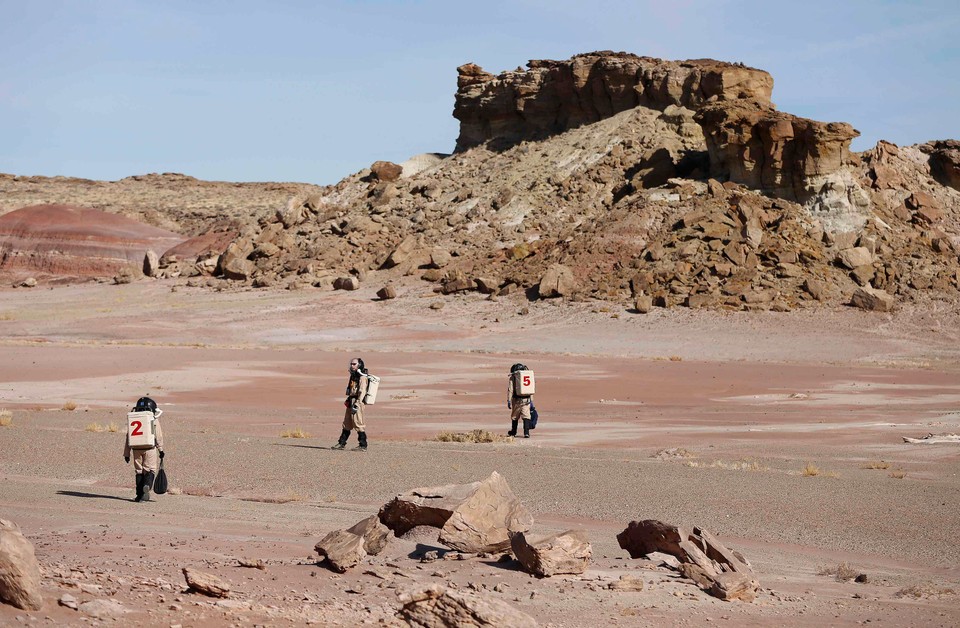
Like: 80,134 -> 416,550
153,459 -> 168,495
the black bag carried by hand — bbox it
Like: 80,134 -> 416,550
530,404 -> 539,430
154,459 -> 168,495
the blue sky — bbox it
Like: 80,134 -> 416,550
1,0 -> 957,184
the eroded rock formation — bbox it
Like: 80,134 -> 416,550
454,51 -> 773,151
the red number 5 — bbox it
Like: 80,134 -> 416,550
522,376 -> 531,386
131,420 -> 143,435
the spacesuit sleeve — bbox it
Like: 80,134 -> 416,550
154,420 -> 164,450
507,374 -> 515,402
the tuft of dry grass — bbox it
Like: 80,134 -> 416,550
436,429 -> 511,444
107,422 -> 120,433
669,355 -> 683,362
895,583 -> 957,598
62,401 -> 78,411
817,562 -> 860,581
652,447 -> 696,460
241,492 -> 307,504
889,470 -> 907,479
280,427 -> 311,439
0,312 -> 14,321
801,463 -> 820,476
862,460 -> 891,470
685,459 -> 766,472
0,409 -> 12,427
85,422 -> 106,432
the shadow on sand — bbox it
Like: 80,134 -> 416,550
57,490 -> 131,502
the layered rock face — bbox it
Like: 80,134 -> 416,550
0,204 -> 185,279
454,51 -> 773,151
694,100 -> 860,199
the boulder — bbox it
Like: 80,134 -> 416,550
346,515 -> 391,556
510,529 -> 592,577
334,276 -> 360,291
428,248 -> 452,269
399,584 -> 537,627
634,294 -> 653,313
0,519 -> 43,610
617,520 -> 758,602
217,241 -> 254,281
475,276 -> 500,294
143,250 -> 159,277
850,286 -> 894,312
376,285 -> 397,300
370,160 -> 403,182
379,471 -> 533,553
314,529 -> 367,573
925,139 -> 960,191
837,247 -> 873,269
78,599 -> 128,619
538,264 -> 576,298
383,235 -> 421,268
182,567 -> 230,598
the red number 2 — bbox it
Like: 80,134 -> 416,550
522,376 -> 531,386
131,420 -> 143,436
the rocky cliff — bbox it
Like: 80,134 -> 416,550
453,51 -> 773,151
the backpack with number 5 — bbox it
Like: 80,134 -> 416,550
513,368 -> 535,396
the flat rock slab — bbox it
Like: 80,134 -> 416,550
346,515 -> 391,556
510,529 -> 592,577
399,584 -> 537,627
182,567 -> 230,598
315,529 -> 367,573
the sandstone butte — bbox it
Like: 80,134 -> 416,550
1,51 -> 957,312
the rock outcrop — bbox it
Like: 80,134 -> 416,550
315,515 -> 391,572
454,51 -> 773,151
379,471 -> 533,553
182,567 -> 230,598
617,520 -> 759,601
0,519 -> 43,611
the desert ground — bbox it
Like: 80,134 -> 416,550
1,278 -> 959,626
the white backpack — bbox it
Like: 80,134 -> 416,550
513,369 -> 535,396
127,411 -> 156,449
362,374 -> 381,405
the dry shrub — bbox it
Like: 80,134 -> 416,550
107,422 -> 120,433
242,492 -> 307,504
669,355 -> 683,362
436,429 -> 510,444
280,427 -> 310,439
889,470 -> 907,479
817,562 -> 860,581
0,312 -> 13,321
801,463 -> 820,476
85,422 -> 105,433
684,459 -> 765,471
895,583 -> 957,598
62,401 -> 78,411
862,460 -> 891,470
0,409 -> 12,427
652,447 -> 696,460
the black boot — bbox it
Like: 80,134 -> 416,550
134,473 -> 144,502
522,419 -> 530,438
507,420 -> 518,437
332,429 -> 350,450
142,471 -> 155,502
355,431 -> 368,451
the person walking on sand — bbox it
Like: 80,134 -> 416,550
507,363 -> 536,438
333,357 -> 370,451
123,396 -> 165,502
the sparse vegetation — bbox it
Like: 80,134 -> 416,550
0,409 -> 13,427
889,470 -> 907,479
652,447 -> 696,460
241,492 -> 307,504
436,429 -> 511,444
895,583 -> 957,598
107,422 -> 120,432
685,459 -> 766,471
817,562 -> 860,581
62,401 -> 78,411
0,312 -> 14,321
802,463 -> 820,476
669,355 -> 683,362
85,422 -> 105,432
862,460 -> 891,470
280,427 -> 311,438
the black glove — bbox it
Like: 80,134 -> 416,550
159,450 -> 165,459
124,456 -> 130,464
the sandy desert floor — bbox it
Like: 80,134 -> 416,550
1,279 -> 959,626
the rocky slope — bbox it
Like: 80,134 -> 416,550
2,52 -> 958,311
